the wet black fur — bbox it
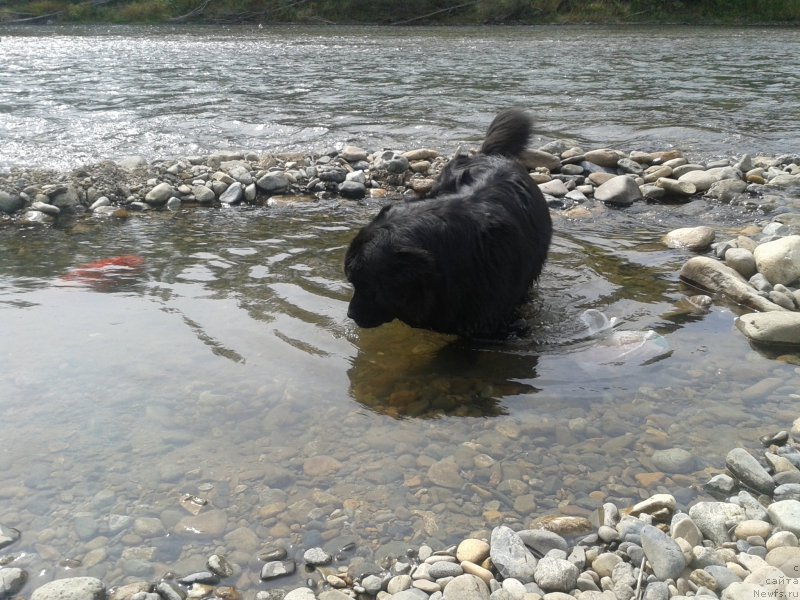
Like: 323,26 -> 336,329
344,109 -> 553,337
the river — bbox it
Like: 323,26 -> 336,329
0,24 -> 798,597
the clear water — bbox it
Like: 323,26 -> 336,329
0,24 -> 799,597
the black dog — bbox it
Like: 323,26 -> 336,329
344,109 -> 552,337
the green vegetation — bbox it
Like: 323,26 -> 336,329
1,0 -> 798,25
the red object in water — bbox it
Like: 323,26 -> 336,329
62,255 -> 145,283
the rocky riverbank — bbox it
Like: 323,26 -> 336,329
1,141 -> 799,347
5,420 -> 800,600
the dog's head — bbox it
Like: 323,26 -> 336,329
345,207 -> 439,329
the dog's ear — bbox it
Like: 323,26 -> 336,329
391,246 -> 437,279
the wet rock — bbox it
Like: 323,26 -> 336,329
680,256 -> 787,312
31,577 -> 105,600
177,572 -> 219,586
663,226 -> 715,251
173,509 -> 227,538
108,582 -> 150,600
655,177 -> 696,197
0,567 -> 27,597
219,182 -> 244,204
427,457 -> 465,489
594,175 -> 642,205
260,560 -> 296,581
753,235 -> 800,286
48,184 -> 82,209
33,200 -> 61,216
282,588 -> 315,600
725,448 -> 776,495
736,312 -> 800,346
303,547 -> 332,566
303,455 -> 342,477
650,448 -> 695,474
338,180 -> 366,199
207,554 -> 234,578
490,526 -> 537,582
707,178 -> 748,200
640,524 -> 687,580
0,190 -> 25,214
133,517 -> 166,538
0,525 -> 21,549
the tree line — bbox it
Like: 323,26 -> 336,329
1,0 -> 798,25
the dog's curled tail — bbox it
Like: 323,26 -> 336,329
480,108 -> 532,158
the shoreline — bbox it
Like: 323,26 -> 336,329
4,419 -> 800,600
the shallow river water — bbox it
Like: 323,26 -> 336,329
0,23 -> 799,597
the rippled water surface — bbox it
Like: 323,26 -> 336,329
0,23 -> 799,597
1,24 -> 799,170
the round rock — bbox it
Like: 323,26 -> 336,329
753,235 -> 800,286
456,538 -> 490,564
443,574 -> 490,600
663,226 -> 715,251
534,556 -> 579,592
651,448 -> 696,474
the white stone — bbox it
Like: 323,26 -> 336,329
753,235 -> 800,286
736,312 -> 800,346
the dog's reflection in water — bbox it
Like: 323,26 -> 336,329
347,321 -> 539,419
